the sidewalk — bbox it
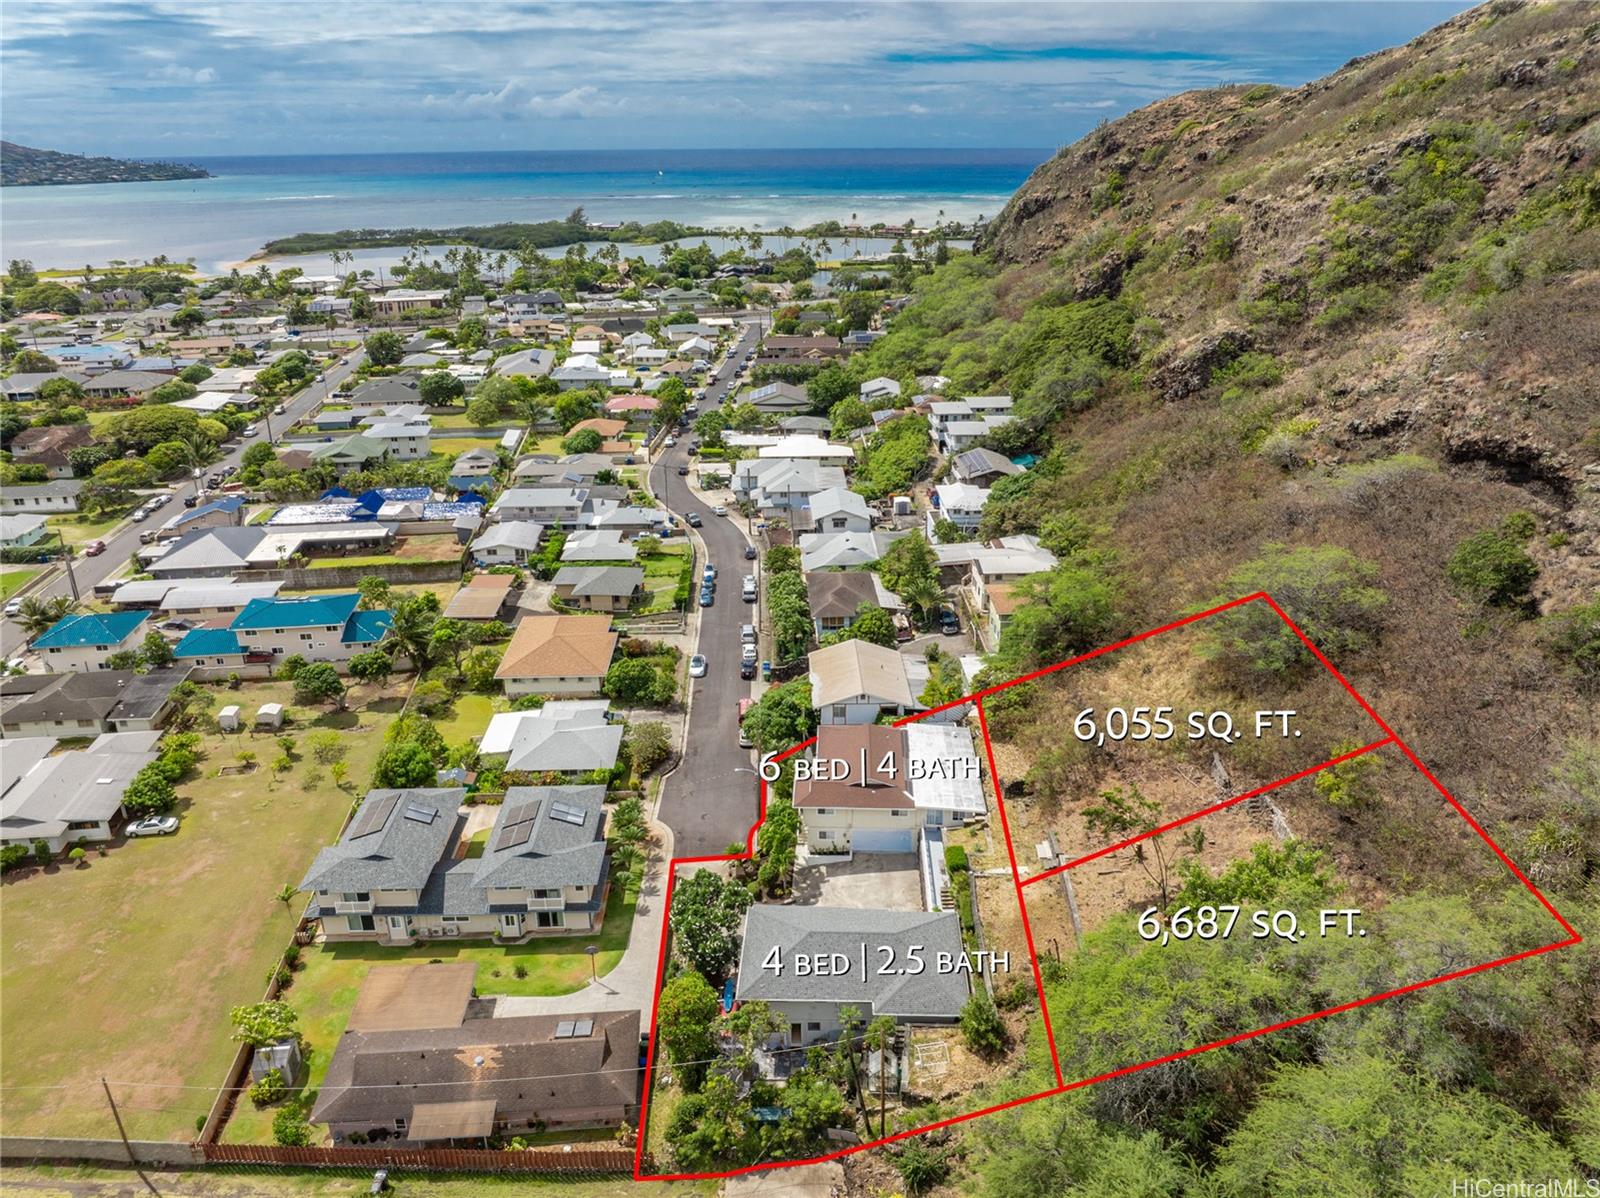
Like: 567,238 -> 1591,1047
489,817 -> 673,1031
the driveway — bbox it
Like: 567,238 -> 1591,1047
790,852 -> 922,910
489,819 -> 673,1032
646,319 -> 768,859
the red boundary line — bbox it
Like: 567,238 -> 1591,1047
632,592 -> 1581,1182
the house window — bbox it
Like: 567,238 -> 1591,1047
299,633 -> 313,641
830,706 -> 848,720
442,915 -> 468,924
815,808 -> 832,816
891,810 -> 909,818
535,910 -> 564,928
806,1022 -> 821,1031
340,892 -> 370,903
817,831 -> 833,840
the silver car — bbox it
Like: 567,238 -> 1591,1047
127,815 -> 179,837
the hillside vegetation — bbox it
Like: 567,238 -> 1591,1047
0,141 -> 209,186
833,3 -> 1599,1192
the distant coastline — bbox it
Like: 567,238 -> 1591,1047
0,141 -> 210,187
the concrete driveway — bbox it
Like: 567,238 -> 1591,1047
791,852 -> 922,909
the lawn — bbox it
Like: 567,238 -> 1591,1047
221,878 -> 641,1145
0,680 -> 405,1142
430,689 -> 508,743
0,566 -> 43,600
47,511 -> 128,546
638,543 -> 691,613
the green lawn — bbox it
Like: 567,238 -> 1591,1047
430,689 -> 508,743
0,680 -> 405,1142
222,879 -> 641,1144
638,544 -> 690,613
0,566 -> 43,600
47,511 -> 128,546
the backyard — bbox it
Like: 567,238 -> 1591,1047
638,542 -> 692,613
221,876 -> 641,1144
0,679 -> 405,1141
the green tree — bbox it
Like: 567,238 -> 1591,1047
875,530 -> 939,597
15,594 -> 72,640
230,1000 -> 301,1047
670,868 -> 751,981
465,393 -> 501,428
625,721 -> 672,775
428,617 -> 470,673
145,379 -> 198,405
371,740 -> 437,788
363,330 -> 404,366
740,679 -> 817,754
291,662 -> 346,709
959,992 -> 1007,1056
563,426 -> 603,454
418,371 -> 465,406
138,629 -> 174,668
828,396 -> 872,438
1199,544 -> 1386,676
1446,513 -> 1538,609
657,972 -> 721,1091
604,657 -> 675,706
806,363 -> 856,413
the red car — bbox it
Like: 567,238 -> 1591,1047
83,540 -> 107,556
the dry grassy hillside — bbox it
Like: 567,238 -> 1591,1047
861,0 -> 1599,887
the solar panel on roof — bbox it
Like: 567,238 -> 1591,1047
554,1021 -> 577,1039
403,802 -> 438,824
502,800 -> 540,827
350,793 -> 399,838
494,820 -> 534,851
548,801 -> 586,826
572,1019 -> 593,1037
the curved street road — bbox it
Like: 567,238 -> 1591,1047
648,319 -> 767,859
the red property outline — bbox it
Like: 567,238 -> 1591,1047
633,592 -> 1581,1182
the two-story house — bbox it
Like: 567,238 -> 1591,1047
363,419 -> 432,461
803,487 -> 873,534
929,483 -> 990,538
31,612 -> 149,673
490,487 -> 589,528
300,785 -> 609,943
225,593 -> 392,665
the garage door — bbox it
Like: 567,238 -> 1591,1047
851,827 -> 915,853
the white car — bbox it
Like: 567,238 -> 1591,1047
3,599 -> 23,618
666,436 -> 678,447
126,815 -> 179,837
713,505 -> 728,517
688,654 -> 708,678
242,423 -> 259,437
741,644 -> 758,664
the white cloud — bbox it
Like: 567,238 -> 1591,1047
421,81 -> 620,121
151,62 -> 215,84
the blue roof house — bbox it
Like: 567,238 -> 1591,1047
226,593 -> 392,666
32,611 -> 150,673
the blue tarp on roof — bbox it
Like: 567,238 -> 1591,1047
319,487 -> 353,500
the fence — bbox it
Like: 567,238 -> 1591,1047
198,1142 -> 642,1173
246,559 -> 461,588
0,1138 -> 205,1168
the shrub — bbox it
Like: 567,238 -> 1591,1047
1446,514 -> 1538,609
1199,544 -> 1387,675
959,992 -> 1007,1056
894,1139 -> 953,1194
944,844 -> 969,874
0,844 -> 29,873
1313,744 -> 1382,811
122,763 -> 177,815
68,846 -> 87,867
626,721 -> 672,775
248,1068 -> 287,1107
270,1105 -> 311,1146
1543,599 -> 1600,688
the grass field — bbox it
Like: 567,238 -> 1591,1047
429,690 -> 508,743
638,543 -> 690,613
46,511 -> 127,546
221,878 -> 641,1145
0,566 -> 43,599
0,680 -> 405,1142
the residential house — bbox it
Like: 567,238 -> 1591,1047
1,371 -> 87,402
676,335 -> 714,359
490,487 -> 588,528
551,566 -> 644,612
932,535 -> 1057,588
0,731 -> 160,853
758,334 -> 842,362
443,573 -> 516,622
0,515 -> 48,551
478,701 -> 622,774
371,288 -> 448,315
797,529 -> 905,572
159,581 -> 284,621
489,348 -> 555,378
144,526 -> 267,579
559,529 -> 637,563
79,369 -> 173,399
194,366 -> 262,392
929,484 -> 989,537
860,376 -> 901,403
569,417 -> 628,442
0,670 -> 192,738
952,447 -> 1021,487
155,495 -> 246,541
495,614 -> 617,697
9,424 -> 91,479
603,394 -> 658,423
31,612 -> 149,672
734,905 -> 968,1045
1,480 -> 81,513
347,376 -> 422,412
977,582 -> 1024,653
793,722 -> 986,852
500,290 -> 565,318
747,381 -> 810,414
172,627 -> 251,670
780,414 -> 831,434
311,1004 -> 639,1142
227,593 -> 392,665
809,638 -> 932,725
551,362 -> 611,390
731,459 -> 846,518
364,419 -> 432,461
308,295 -> 351,315
450,447 -> 498,478
804,571 -> 902,640
629,346 -> 668,367
803,487 -> 872,534
470,521 -> 544,566
662,322 -> 717,343
300,784 -> 610,943
620,331 -> 655,352
756,435 -> 855,464
311,433 -> 389,470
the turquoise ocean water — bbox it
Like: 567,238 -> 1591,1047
0,148 -> 1044,273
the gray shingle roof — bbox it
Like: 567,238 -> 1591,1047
552,565 -> 644,598
465,785 -> 608,892
298,789 -> 463,894
735,906 -> 970,1018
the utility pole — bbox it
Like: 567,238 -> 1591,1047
60,547 -> 80,603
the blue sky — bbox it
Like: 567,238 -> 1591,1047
0,1 -> 1470,155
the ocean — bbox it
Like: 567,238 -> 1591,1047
0,148 -> 1044,274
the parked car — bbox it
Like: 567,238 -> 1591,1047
685,512 -> 702,527
703,563 -> 716,580
740,624 -> 757,643
742,576 -> 757,602
157,619 -> 194,632
242,424 -> 259,437
688,654 -> 708,678
152,493 -> 171,508
739,659 -> 756,680
940,608 -> 961,635
741,644 -> 758,664
699,587 -> 714,607
126,815 -> 179,837
83,540 -> 106,556
3,599 -> 23,618
743,545 -> 758,560
139,529 -> 159,545
273,404 -> 287,416
677,465 -> 690,476
713,505 -> 728,517
665,436 -> 677,447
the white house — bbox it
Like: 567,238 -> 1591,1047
804,486 -> 873,534
31,612 -> 149,673
471,521 -> 545,566
1,481 -> 81,514
364,419 -> 432,461
930,484 -> 990,537
860,376 -> 902,403
491,487 -> 589,528
809,639 -> 931,725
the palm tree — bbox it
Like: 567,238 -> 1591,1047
274,883 -> 297,918
17,594 -> 72,640
899,576 -> 944,629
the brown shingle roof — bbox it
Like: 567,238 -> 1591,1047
495,614 -> 617,681
804,571 -> 881,621
444,574 -> 515,620
792,724 -> 914,810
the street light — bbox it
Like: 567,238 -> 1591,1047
584,944 -> 599,984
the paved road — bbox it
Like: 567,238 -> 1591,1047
0,349 -> 366,657
648,319 -> 766,859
